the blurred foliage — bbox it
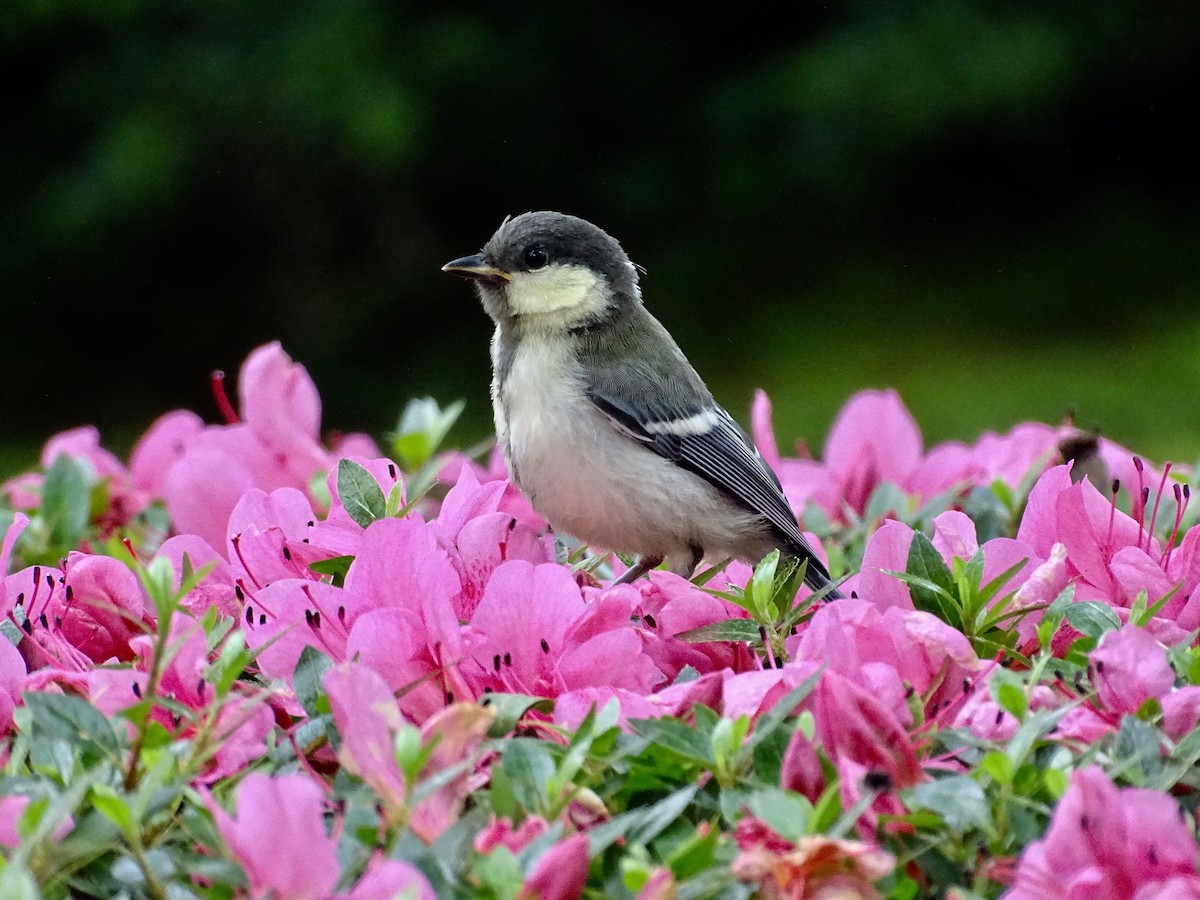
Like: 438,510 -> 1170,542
2,0 -> 1198,471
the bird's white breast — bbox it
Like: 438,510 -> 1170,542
491,328 -> 765,561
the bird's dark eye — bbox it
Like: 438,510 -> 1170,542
524,245 -> 549,270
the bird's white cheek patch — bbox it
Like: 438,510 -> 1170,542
505,265 -> 608,320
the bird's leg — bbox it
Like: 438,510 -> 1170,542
612,554 -> 664,585
667,543 -> 705,579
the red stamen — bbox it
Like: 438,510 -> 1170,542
1148,463 -> 1173,549
1165,483 -> 1190,567
1106,479 -> 1119,551
1132,457 -> 1147,546
210,370 -> 240,424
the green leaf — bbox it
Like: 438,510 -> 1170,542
294,645 -> 334,717
41,454 -> 91,550
628,717 -> 716,767
337,458 -> 387,528
904,532 -> 960,627
864,481 -> 911,523
499,739 -> 557,813
989,668 -> 1027,720
907,775 -> 991,833
91,784 -> 136,837
1112,715 -> 1164,785
586,785 -> 698,854
308,554 -> 356,586
674,620 -> 763,644
977,751 -> 1014,786
747,550 -> 781,621
23,691 -> 121,762
743,787 -> 812,842
390,397 -> 466,470
1065,600 -> 1121,638
483,693 -> 554,737
0,863 -> 39,900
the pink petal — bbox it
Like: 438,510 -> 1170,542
325,663 -> 408,810
1091,625 -> 1174,715
519,833 -> 589,900
129,409 -> 205,495
345,858 -> 436,900
750,389 -> 782,469
856,519 -> 916,611
1016,465 -> 1074,558
164,443 -> 256,553
210,773 -> 339,900
931,510 -> 979,562
824,389 -> 922,513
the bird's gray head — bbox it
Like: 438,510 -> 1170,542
442,211 -> 642,329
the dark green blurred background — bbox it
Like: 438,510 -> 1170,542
4,1 -> 1199,477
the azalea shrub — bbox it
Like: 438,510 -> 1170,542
3,341 -> 1200,899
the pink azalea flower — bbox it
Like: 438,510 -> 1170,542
325,663 -> 409,812
721,661 -> 822,721
226,487 -> 329,590
343,516 -> 469,718
847,519 -> 916,610
164,442 -> 257,553
733,822 -> 894,900
518,832 -> 589,900
634,571 -> 758,678
1090,624 -> 1175,716
153,534 -> 238,620
823,389 -> 924,517
810,670 -> 921,793
327,663 -> 492,840
41,426 -> 127,485
468,561 -> 661,700
409,701 -> 495,841
6,554 -> 148,669
954,681 -> 1060,742
1018,465 -> 1200,630
792,597 -> 979,723
1,512 -> 28,572
342,858 -> 436,900
435,466 -> 554,620
1162,687 -> 1200,740
163,342 -> 381,553
243,578 -> 353,682
1008,766 -> 1200,899
41,427 -> 146,528
207,772 -> 340,900
59,552 -> 149,663
553,686 -> 661,731
236,340 -> 332,488
0,636 -> 27,733
780,728 -> 825,801
128,409 -> 205,496
22,666 -> 147,728
474,815 -> 551,854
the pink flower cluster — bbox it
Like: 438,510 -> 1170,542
752,387 -> 1152,521
3,342 -> 1199,897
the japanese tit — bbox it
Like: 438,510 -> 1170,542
443,211 -> 841,596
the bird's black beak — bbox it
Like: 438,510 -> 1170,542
441,253 -> 511,285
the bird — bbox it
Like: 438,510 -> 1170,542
442,211 -> 842,597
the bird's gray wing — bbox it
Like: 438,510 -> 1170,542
584,381 -> 836,590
